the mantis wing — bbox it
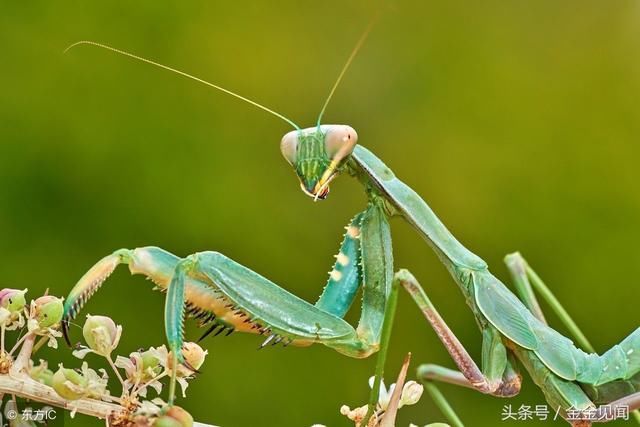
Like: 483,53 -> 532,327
474,269 -> 640,385
473,270 -> 581,380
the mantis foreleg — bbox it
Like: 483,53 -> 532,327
63,201 -> 402,410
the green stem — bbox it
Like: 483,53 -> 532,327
31,335 -> 49,355
362,282 -> 399,426
424,382 -> 464,427
525,265 -> 595,353
168,355 -> 178,406
106,355 -> 126,388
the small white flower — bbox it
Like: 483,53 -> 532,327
367,376 -> 424,411
46,327 -> 62,349
368,376 -> 395,410
0,307 -> 11,324
80,362 -> 110,400
177,376 -> 190,397
136,398 -> 165,416
146,345 -> 169,369
340,404 -> 370,424
400,380 -> 424,407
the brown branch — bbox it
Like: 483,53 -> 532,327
0,373 -> 123,420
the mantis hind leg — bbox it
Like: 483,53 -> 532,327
505,252 -> 640,424
397,270 -> 522,427
398,269 -> 521,396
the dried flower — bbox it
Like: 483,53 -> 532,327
115,348 -> 164,397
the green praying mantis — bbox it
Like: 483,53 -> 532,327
61,26 -> 640,426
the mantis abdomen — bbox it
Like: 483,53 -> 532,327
474,268 -> 640,386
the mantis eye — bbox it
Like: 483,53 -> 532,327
324,126 -> 358,163
280,131 -> 299,165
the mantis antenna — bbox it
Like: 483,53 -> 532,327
64,41 -> 301,130
315,16 -> 378,127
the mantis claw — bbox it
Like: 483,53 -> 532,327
62,250 -> 131,346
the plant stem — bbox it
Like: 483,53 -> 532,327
106,355 -> 126,388
133,371 -> 167,396
9,332 -> 31,357
424,382 -> 464,427
31,335 -> 49,355
11,333 -> 35,375
0,374 -> 123,419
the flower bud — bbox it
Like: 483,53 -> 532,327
153,406 -> 193,427
0,289 -> 27,313
52,366 -> 87,400
32,296 -> 63,329
400,380 -> 424,407
83,315 -> 121,356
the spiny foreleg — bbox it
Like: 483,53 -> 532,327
62,247 -> 249,345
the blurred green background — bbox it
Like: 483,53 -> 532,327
2,1 -> 639,426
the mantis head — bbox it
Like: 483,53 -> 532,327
280,125 -> 358,200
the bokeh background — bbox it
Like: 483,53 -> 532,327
2,1 -> 640,426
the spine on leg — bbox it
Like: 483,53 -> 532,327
315,213 -> 364,317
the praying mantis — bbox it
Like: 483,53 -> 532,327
61,25 -> 640,427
